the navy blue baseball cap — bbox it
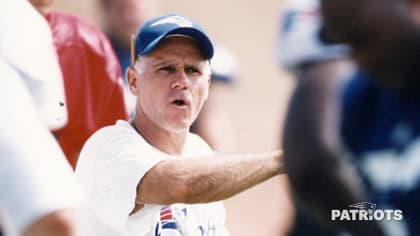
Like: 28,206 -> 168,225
133,13 -> 214,61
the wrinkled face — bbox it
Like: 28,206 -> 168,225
128,36 -> 211,133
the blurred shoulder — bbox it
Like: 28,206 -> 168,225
45,11 -> 113,53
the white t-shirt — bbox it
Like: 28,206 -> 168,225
0,57 -> 81,235
75,120 -> 229,236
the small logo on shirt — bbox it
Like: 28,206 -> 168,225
155,206 -> 187,236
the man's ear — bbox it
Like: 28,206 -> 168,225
126,67 -> 138,96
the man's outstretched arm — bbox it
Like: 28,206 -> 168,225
136,150 -> 284,205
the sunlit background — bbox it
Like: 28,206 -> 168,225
54,1 -> 296,235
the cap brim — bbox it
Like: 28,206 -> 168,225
140,27 -> 214,59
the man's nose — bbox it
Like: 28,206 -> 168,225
171,70 -> 188,90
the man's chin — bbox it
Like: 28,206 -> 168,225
164,121 -> 191,134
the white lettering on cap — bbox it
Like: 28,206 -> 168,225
151,15 -> 193,28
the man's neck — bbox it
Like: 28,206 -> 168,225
131,113 -> 187,156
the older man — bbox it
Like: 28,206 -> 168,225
75,13 -> 284,236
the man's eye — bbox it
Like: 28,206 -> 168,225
185,66 -> 200,75
158,66 -> 176,73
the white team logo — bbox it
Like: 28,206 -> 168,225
331,202 -> 403,221
151,15 -> 193,28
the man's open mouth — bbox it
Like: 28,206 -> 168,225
172,99 -> 186,106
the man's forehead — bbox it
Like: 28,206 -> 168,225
137,50 -> 210,70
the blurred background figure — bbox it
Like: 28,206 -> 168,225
278,0 -> 351,73
0,0 -> 81,235
29,0 -> 129,168
99,0 -> 158,75
98,0 -> 159,113
283,0 -> 420,235
191,44 -> 240,152
278,0 -> 354,235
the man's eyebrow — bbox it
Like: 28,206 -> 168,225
147,55 -> 207,67
185,64 -> 199,68
151,59 -> 174,67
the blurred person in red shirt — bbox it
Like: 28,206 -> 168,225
30,0 -> 130,168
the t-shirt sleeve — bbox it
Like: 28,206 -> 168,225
89,129 -> 165,235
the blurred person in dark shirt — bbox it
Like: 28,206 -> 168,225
283,0 -> 420,235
